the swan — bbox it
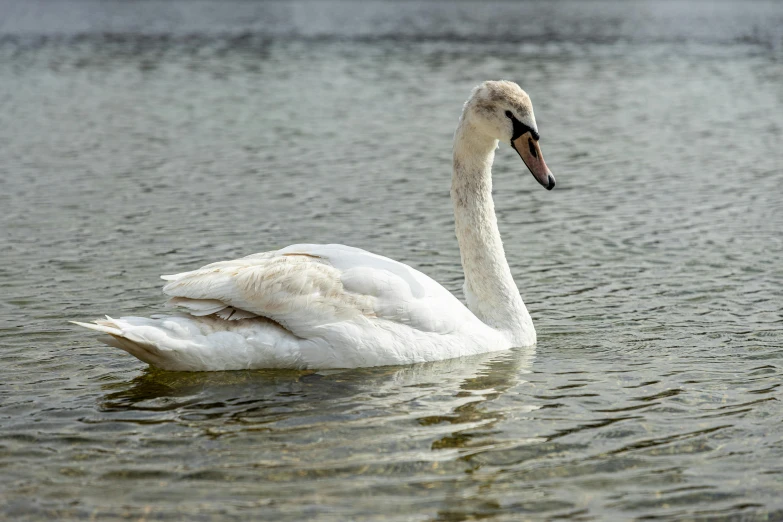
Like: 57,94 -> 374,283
73,80 -> 556,371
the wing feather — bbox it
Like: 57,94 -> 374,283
166,297 -> 227,316
161,244 -> 472,337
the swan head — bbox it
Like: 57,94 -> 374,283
464,80 -> 555,190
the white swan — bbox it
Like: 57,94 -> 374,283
74,80 -> 556,371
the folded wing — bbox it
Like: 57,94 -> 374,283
161,244 -> 473,338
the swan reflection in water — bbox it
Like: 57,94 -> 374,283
99,346 -> 538,457
94,347 -> 539,518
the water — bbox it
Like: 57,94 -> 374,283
1,0 -> 782,519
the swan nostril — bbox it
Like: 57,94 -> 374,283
528,138 -> 537,158
547,175 -> 556,190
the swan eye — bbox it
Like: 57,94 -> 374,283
505,110 -> 513,119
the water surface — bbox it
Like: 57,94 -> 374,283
1,1 -> 782,520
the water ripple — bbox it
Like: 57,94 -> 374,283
1,1 -> 783,520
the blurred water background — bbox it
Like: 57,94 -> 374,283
1,0 -> 782,520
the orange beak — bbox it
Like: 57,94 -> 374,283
512,132 -> 555,190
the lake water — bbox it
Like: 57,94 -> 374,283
1,0 -> 782,520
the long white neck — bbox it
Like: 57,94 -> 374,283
451,118 -> 534,344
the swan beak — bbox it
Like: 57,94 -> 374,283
512,132 -> 556,190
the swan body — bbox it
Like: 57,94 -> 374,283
74,81 -> 556,371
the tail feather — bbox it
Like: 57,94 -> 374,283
70,318 -> 122,336
98,333 -> 165,367
72,317 -> 171,367
72,313 -> 303,371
